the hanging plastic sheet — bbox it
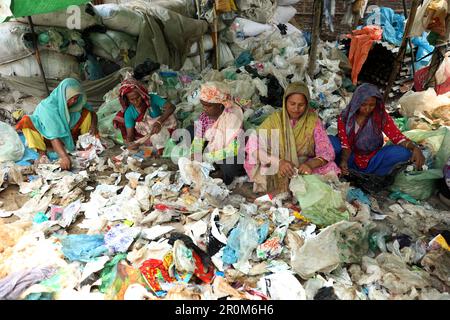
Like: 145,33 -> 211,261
365,7 -> 405,46
412,33 -> 434,71
323,0 -> 336,32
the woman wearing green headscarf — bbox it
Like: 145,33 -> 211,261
244,82 -> 340,194
16,78 -> 98,170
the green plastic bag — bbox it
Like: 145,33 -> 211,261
390,127 -> 450,200
97,98 -> 123,144
290,175 -> 349,227
394,117 -> 408,132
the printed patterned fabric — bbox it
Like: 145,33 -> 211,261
338,113 -> 407,169
193,112 -> 217,139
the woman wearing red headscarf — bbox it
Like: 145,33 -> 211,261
113,78 -> 176,150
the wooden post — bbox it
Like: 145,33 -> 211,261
308,0 -> 323,77
383,0 -> 419,101
402,0 -> 416,77
195,0 -> 205,70
27,16 -> 50,97
425,13 -> 450,89
212,4 -> 220,70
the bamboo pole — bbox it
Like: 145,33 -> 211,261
383,0 -> 419,101
27,16 -> 50,97
308,0 -> 323,77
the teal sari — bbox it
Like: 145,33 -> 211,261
29,78 -> 92,152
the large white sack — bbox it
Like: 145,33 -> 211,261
271,5 -> 297,24
399,88 -> 450,117
218,41 -> 235,69
0,51 -> 81,80
89,32 -> 120,61
278,0 -> 301,5
95,4 -> 143,36
188,35 -> 214,57
15,5 -> 99,30
234,17 -> 273,37
0,22 -> 34,65
0,121 -> 25,163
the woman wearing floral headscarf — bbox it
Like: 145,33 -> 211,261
330,83 -> 425,177
113,78 -> 176,151
244,82 -> 340,194
190,81 -> 246,185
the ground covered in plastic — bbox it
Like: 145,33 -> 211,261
0,139 -> 449,300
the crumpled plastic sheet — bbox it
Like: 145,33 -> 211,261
0,266 -> 57,300
104,224 -> 141,254
21,264 -> 82,300
222,215 -> 259,272
256,224 -> 288,260
290,175 -> 349,227
257,271 -> 306,300
61,234 -> 108,262
292,221 -> 370,279
421,248 -> 450,287
375,252 -> 433,295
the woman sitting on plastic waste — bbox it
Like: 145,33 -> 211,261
15,78 -> 98,170
112,77 -> 176,153
329,83 -> 425,179
244,82 -> 340,193
189,81 -> 246,185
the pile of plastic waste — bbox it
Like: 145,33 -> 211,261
0,129 -> 448,300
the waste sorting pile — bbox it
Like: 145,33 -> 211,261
0,128 -> 449,300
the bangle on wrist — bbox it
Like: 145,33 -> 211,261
314,157 -> 327,165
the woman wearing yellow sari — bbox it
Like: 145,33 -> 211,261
244,82 -> 340,193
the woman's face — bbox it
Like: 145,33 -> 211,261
67,94 -> 79,108
126,90 -> 143,108
286,93 -> 308,120
358,97 -> 377,117
200,100 -> 224,118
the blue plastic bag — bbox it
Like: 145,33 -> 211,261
365,7 -> 405,46
61,234 -> 108,262
412,33 -> 434,70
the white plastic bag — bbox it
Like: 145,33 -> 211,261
0,121 -> 24,163
218,41 -> 235,69
257,271 -> 306,300
410,0 -> 433,36
233,17 -> 273,37
435,52 -> 450,85
399,88 -> 450,117
271,6 -> 297,24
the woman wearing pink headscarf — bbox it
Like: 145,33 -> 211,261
190,81 -> 246,185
